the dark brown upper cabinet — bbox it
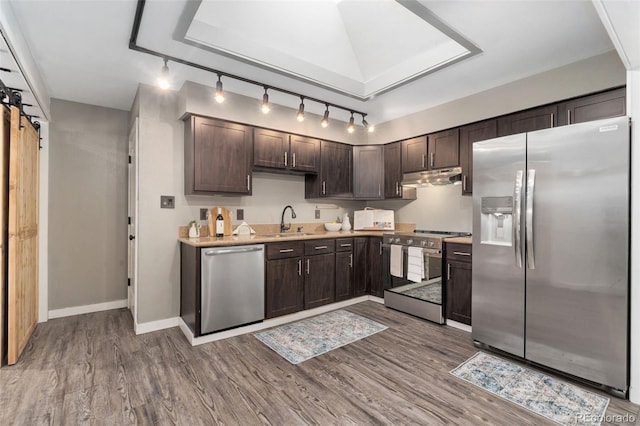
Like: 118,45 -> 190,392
497,104 -> 558,137
428,128 -> 459,169
305,141 -> 353,198
556,87 -> 626,126
384,141 -> 403,199
401,130 -> 459,173
184,116 -> 252,195
353,145 -> 383,200
459,119 -> 497,195
253,129 -> 320,173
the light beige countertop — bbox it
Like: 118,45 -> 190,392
443,236 -> 472,245
179,230 -> 389,247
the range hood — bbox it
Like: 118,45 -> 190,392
401,167 -> 462,187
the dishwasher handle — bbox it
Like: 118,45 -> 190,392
204,247 -> 263,256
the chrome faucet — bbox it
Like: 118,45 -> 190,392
280,205 -> 297,233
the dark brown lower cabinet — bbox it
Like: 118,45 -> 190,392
353,237 -> 368,296
368,237 -> 383,297
304,253 -> 335,309
265,257 -> 304,319
444,243 -> 472,325
335,251 -> 353,302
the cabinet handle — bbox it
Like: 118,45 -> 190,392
379,241 -> 383,255
292,152 -> 296,168
306,258 -> 310,275
447,263 -> 451,280
298,259 -> 302,276
550,113 -> 554,128
247,175 -> 251,191
462,175 -> 467,191
422,154 -> 426,169
378,183 -> 381,197
315,245 -> 328,250
396,182 -> 400,196
430,152 -> 435,168
284,151 -> 288,167
322,181 -> 326,195
349,254 -> 353,267
279,248 -> 294,253
453,251 -> 471,256
567,110 -> 571,125
340,243 -> 352,247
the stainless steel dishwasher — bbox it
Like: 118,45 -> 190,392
200,244 -> 265,334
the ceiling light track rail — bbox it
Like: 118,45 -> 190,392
128,0 -> 372,131
0,77 -> 41,136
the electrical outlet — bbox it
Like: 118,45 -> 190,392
160,195 -> 175,209
315,209 -> 320,219
200,208 -> 209,220
237,209 -> 244,220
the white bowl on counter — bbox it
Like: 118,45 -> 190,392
324,222 -> 342,232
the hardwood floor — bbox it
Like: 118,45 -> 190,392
1,301 -> 638,425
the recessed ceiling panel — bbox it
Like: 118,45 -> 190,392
181,0 -> 480,99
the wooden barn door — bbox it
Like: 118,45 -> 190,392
0,106 -> 9,365
7,106 -> 39,365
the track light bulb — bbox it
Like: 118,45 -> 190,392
362,115 -> 374,133
261,88 -> 270,114
347,113 -> 355,133
215,75 -> 225,103
296,97 -> 305,122
321,106 -> 330,128
157,59 -> 170,91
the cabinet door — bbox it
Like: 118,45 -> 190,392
384,142 -> 403,198
321,141 -> 352,196
367,237 -> 383,297
353,238 -> 368,296
557,87 -> 626,126
335,251 -> 353,302
253,128 -> 288,170
304,253 -> 335,309
266,257 -> 304,318
353,145 -> 383,199
459,120 -> 497,195
290,135 -> 320,173
402,136 -> 428,173
185,117 -> 252,194
428,128 -> 459,169
497,104 -> 557,137
446,260 -> 472,325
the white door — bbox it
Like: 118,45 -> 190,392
127,119 -> 138,322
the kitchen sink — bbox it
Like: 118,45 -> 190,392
260,232 -> 315,238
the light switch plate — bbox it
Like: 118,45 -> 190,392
200,208 -> 209,220
237,209 -> 244,220
315,209 -> 320,219
160,195 -> 175,209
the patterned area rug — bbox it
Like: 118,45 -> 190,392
255,310 -> 387,364
450,352 -> 610,426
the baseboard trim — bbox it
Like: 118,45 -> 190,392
368,295 -> 384,304
135,317 -> 182,335
48,299 -> 128,319
186,296 -> 370,346
446,319 -> 472,333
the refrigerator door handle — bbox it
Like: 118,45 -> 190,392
513,170 -> 524,268
526,169 -> 536,269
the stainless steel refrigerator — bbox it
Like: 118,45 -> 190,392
472,116 -> 630,395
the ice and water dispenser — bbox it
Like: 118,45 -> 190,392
480,196 -> 514,246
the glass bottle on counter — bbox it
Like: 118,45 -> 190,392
215,208 -> 224,237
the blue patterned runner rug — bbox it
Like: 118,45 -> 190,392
450,352 -> 610,426
255,310 -> 387,364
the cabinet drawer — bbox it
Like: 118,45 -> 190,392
335,238 -> 354,252
304,239 -> 335,255
266,242 -> 304,260
446,243 -> 472,262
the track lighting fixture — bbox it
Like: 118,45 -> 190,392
347,112 -> 355,133
214,74 -> 225,103
362,114 -> 374,133
296,97 -> 305,122
157,59 -> 170,90
261,87 -> 270,114
321,104 -> 330,128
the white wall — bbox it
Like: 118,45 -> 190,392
134,85 -> 365,324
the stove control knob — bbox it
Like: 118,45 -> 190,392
428,241 -> 435,247
394,238 -> 401,244
421,240 -> 427,247
406,239 -> 413,245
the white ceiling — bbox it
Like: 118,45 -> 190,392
5,0 -> 620,126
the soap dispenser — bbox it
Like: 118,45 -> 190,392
341,213 -> 351,231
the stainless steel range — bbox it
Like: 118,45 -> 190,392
383,230 -> 469,324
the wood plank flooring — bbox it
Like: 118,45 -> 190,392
1,301 -> 638,425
